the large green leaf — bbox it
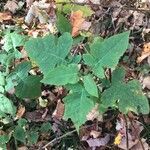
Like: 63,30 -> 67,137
6,61 -> 32,90
56,13 -> 71,33
83,31 -> 130,78
64,84 -> 95,131
41,64 -> 79,85
83,75 -> 98,97
101,67 -> 149,114
0,94 -> 16,118
4,32 -> 27,58
15,76 -> 42,99
25,33 -> 73,74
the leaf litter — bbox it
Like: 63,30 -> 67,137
0,0 -> 150,149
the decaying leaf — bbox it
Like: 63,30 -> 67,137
70,10 -> 85,37
70,10 -> 91,37
25,1 -> 50,24
137,42 -> 150,63
4,0 -> 19,14
0,12 -> 12,22
133,11 -> 145,29
115,115 -> 147,150
26,0 -> 34,7
15,105 -> 25,120
90,130 -> 101,138
53,99 -> 64,120
86,104 -> 102,121
82,134 -> 110,150
25,109 -> 51,122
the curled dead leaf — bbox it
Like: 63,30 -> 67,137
137,42 -> 150,63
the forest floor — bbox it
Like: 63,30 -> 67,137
0,0 -> 150,150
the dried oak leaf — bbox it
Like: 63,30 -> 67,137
137,42 -> 150,63
4,0 -> 19,14
0,12 -> 12,22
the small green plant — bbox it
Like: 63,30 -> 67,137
0,30 -> 149,148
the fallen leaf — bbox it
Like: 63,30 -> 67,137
131,138 -> 149,150
133,11 -> 145,29
26,0 -> 34,7
82,134 -> 110,150
142,76 -> 150,89
90,130 -> 101,138
0,12 -> 12,22
15,105 -> 25,119
25,109 -> 51,122
4,0 -> 19,14
137,42 -> 150,63
86,104 -> 102,121
70,10 -> 85,37
53,99 -> 64,120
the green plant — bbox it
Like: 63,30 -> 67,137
0,30 -> 149,147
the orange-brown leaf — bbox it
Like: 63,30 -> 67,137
70,10 -> 85,37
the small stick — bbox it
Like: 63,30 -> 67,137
41,129 -> 76,149
124,114 -> 129,150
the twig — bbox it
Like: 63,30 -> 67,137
124,114 -> 129,150
56,1 -> 150,13
41,129 -> 76,149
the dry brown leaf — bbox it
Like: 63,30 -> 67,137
25,109 -> 51,122
90,130 -> 101,138
137,42 -> 150,63
15,105 -> 25,119
52,99 -> 64,120
0,12 -> 12,22
86,104 -> 102,121
82,134 -> 110,150
4,0 -> 19,14
70,10 -> 85,37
